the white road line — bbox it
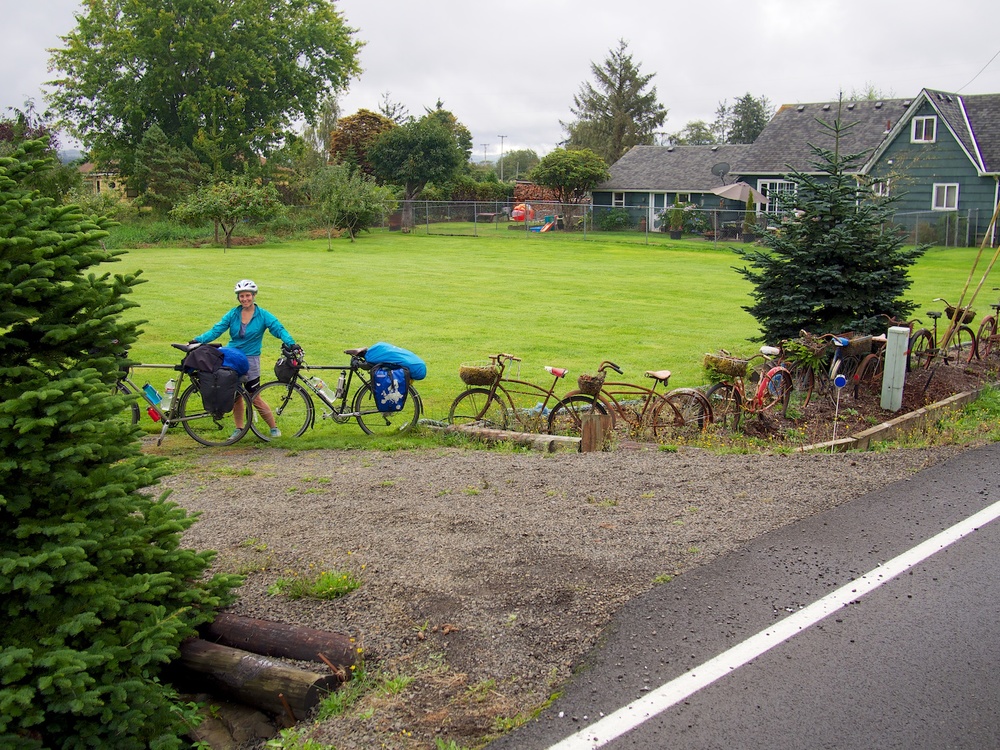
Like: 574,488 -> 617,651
547,498 -> 1000,750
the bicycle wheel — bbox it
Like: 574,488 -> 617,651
758,366 -> 792,415
448,388 -> 509,430
249,381 -> 314,440
853,353 -> 884,400
659,389 -> 711,433
176,383 -> 253,446
953,325 -> 976,363
786,362 -> 815,407
353,382 -> 421,436
908,329 -> 933,370
546,395 -> 609,437
977,316 -> 997,359
114,382 -> 141,425
706,382 -> 742,430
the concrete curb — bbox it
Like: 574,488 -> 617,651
797,384 -> 989,453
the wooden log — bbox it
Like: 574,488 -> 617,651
178,639 -> 339,718
205,613 -> 356,667
441,424 -> 580,452
580,413 -> 612,452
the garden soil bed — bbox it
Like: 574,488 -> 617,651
165,358 -> 996,749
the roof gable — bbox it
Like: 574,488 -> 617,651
597,144 -> 753,192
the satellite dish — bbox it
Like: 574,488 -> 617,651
711,162 -> 730,184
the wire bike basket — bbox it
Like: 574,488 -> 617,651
577,372 -> 606,396
703,352 -> 749,380
459,361 -> 499,386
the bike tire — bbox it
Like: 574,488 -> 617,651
977,316 -> 997,359
448,388 -> 509,430
176,383 -> 253,447
249,381 -> 314,440
759,366 -> 792,415
706,382 -> 742,430
908,329 -> 933,370
661,388 -> 711,434
954,324 -> 977,363
852,353 -> 884,400
546,395 -> 609,437
353,382 -> 421,436
115,381 -> 141,425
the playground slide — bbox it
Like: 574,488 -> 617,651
539,222 -> 555,232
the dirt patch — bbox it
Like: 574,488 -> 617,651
163,356 -> 996,748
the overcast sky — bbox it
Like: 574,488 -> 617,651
7,0 -> 1000,160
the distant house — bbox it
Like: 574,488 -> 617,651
592,144 -> 751,230
596,88 -> 1000,245
78,162 -> 132,198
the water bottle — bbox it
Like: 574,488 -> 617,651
142,383 -> 162,405
161,378 -> 176,412
334,371 -> 346,399
310,376 -> 336,402
146,406 -> 161,422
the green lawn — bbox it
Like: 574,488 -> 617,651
113,231 -> 995,427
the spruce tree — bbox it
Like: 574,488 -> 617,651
734,113 -> 926,343
0,140 -> 239,748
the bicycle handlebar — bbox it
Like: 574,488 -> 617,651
491,352 -> 521,363
599,360 -> 624,374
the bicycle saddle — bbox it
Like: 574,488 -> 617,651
544,366 -> 568,378
644,370 -> 671,384
344,347 -> 369,357
172,342 -> 220,352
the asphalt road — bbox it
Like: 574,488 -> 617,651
489,443 -> 1000,750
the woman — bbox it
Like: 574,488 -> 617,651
193,279 -> 297,438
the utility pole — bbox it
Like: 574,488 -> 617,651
480,143 -> 489,164
497,135 -> 507,181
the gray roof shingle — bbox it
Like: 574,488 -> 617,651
596,144 -> 753,192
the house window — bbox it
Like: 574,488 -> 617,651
932,183 -> 958,210
911,116 -> 936,143
675,193 -> 690,204
612,192 -> 625,207
872,179 -> 890,198
758,180 -> 795,213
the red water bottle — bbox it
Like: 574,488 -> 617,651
147,406 -> 161,422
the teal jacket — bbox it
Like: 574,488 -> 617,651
195,305 -> 295,356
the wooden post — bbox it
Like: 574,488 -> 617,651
580,413 -> 611,452
204,613 -> 356,667
178,639 -> 340,718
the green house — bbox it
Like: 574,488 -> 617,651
594,88 -> 1000,245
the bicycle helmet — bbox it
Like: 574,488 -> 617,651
234,279 -> 258,296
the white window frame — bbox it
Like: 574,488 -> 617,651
932,183 -> 959,211
758,180 -> 795,214
873,178 -> 890,198
675,193 -> 690,204
911,116 -> 937,143
612,192 -> 625,207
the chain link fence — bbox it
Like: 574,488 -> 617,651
378,201 -> 994,247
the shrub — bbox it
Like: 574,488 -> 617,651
598,207 -> 632,231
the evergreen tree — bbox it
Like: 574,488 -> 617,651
734,113 -> 926,343
0,140 -> 239,748
562,39 -> 667,164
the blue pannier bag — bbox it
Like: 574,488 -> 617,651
365,341 -> 427,380
373,366 -> 408,412
219,346 -> 250,376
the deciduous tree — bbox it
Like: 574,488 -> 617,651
329,109 -> 397,177
562,39 -> 667,164
713,93 -> 773,144
171,177 -> 283,248
527,148 -> 610,204
310,164 -> 397,244
0,139 -> 239,748
48,0 -> 361,176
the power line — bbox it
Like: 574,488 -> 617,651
957,46 -> 1000,93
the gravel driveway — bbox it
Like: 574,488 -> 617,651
167,441 -> 965,749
